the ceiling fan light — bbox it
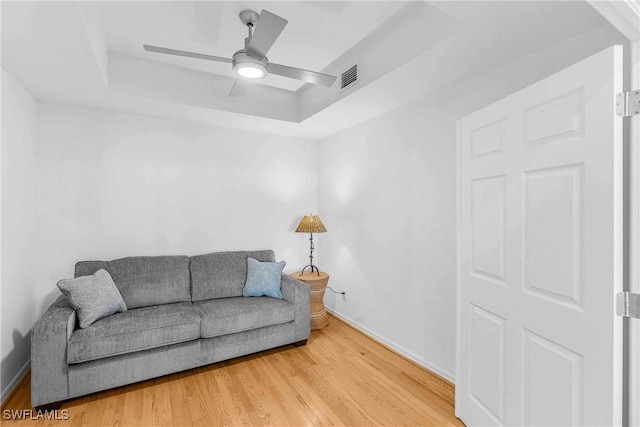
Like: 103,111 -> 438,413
234,62 -> 267,79
232,51 -> 268,80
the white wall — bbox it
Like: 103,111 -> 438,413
1,69 -> 39,397
317,24 -> 627,381
318,101 -> 458,380
34,104 -> 318,298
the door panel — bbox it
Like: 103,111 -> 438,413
471,175 -> 507,283
471,119 -> 506,157
523,164 -> 582,308
456,46 -> 623,426
469,305 -> 506,424
523,89 -> 583,146
523,329 -> 583,426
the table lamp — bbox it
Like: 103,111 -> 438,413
295,214 -> 327,275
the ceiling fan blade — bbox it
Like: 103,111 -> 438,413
268,63 -> 337,87
247,10 -> 288,59
229,79 -> 249,97
143,45 -> 232,63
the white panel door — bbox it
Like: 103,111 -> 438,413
456,45 -> 623,426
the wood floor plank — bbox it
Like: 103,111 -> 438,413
2,315 -> 464,426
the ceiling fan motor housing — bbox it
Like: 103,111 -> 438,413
232,50 -> 268,79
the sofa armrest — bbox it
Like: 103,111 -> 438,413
31,295 -> 76,407
281,273 -> 310,342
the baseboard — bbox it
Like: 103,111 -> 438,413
1,359 -> 30,405
326,307 -> 455,383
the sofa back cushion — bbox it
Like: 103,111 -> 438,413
190,250 -> 275,301
74,256 -> 191,309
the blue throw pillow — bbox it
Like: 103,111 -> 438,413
243,257 -> 286,298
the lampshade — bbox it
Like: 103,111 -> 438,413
295,215 -> 327,233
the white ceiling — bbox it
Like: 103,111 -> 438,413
1,1 -> 613,139
98,1 -> 407,91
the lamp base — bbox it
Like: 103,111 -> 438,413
300,264 -> 321,276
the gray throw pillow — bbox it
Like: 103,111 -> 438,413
243,257 -> 285,298
57,269 -> 127,328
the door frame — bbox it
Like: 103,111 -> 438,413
632,32 -> 639,425
589,2 -> 640,424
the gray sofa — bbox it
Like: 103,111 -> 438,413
31,250 -> 310,408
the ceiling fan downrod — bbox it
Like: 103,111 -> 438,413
239,10 -> 259,48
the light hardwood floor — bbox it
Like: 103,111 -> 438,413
2,315 -> 464,426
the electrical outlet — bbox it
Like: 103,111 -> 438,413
341,292 -> 346,302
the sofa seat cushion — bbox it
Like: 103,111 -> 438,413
67,302 -> 200,364
193,297 -> 294,339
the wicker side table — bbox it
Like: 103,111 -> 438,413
290,271 -> 330,330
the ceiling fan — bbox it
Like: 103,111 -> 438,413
143,9 -> 337,96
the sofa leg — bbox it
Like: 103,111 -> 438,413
294,339 -> 308,347
35,402 -> 62,412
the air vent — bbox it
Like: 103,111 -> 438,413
340,64 -> 359,90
